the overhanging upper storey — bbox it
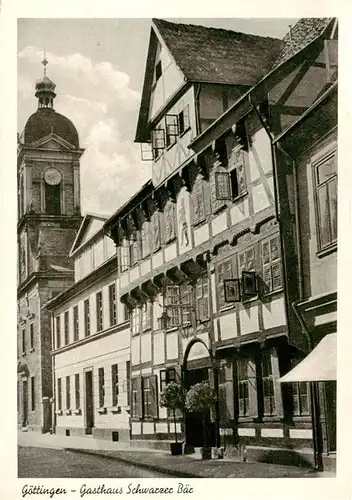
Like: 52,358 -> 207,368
135,19 -> 284,189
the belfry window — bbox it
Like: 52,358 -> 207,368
45,183 -> 61,215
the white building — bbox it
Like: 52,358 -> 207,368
45,214 -> 131,441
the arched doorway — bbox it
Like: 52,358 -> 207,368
183,339 -> 216,447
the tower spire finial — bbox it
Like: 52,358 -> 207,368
42,48 -> 48,76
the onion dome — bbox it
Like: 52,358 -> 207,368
22,53 -> 79,148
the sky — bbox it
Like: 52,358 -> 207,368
18,18 -> 298,216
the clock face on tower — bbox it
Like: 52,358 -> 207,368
44,167 -> 62,186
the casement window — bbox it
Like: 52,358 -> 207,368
84,299 -> 90,337
164,200 -> 176,243
216,256 -> 237,309
314,152 -> 337,250
109,284 -> 117,326
131,377 -> 142,418
164,285 -> 193,328
73,305 -> 79,342
129,232 -> 140,267
155,60 -> 162,82
180,284 -> 193,325
191,175 -> 206,225
22,328 -> 26,354
165,286 -> 180,328
178,105 -> 190,135
262,234 -> 283,293
262,353 -> 276,416
57,378 -> 62,411
214,165 -> 247,201
291,359 -> 309,416
56,316 -> 61,349
238,246 -> 257,297
141,302 -> 152,331
131,307 -> 141,335
141,221 -> 151,258
126,361 -> 131,407
111,364 -> 119,407
30,323 -> 34,350
120,240 -> 130,272
165,114 -> 178,147
210,167 -> 227,213
98,367 -> 105,408
142,375 -> 158,419
75,373 -> 80,409
151,211 -> 161,252
218,362 -> 235,424
292,381 -> 309,416
237,361 -> 250,418
96,292 -> 103,332
66,376 -> 71,410
160,368 -> 176,393
195,276 -> 209,321
31,376 -> 35,411
151,128 -> 165,160
64,311 -> 69,345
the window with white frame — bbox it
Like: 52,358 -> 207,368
314,152 -> 337,250
165,114 -> 178,147
262,234 -> 283,293
151,128 -> 165,160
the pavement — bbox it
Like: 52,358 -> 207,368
18,431 -> 335,478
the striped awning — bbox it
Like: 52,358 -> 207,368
279,333 -> 336,382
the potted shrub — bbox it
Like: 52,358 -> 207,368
159,381 -> 185,456
185,381 -> 217,460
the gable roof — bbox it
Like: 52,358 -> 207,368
272,17 -> 333,68
152,19 -> 284,86
69,213 -> 109,257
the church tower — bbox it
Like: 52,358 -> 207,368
17,56 -> 84,433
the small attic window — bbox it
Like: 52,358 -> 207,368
155,61 -> 162,82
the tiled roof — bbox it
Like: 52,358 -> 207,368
273,18 -> 333,68
153,18 -> 284,86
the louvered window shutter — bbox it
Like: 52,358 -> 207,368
150,375 -> 158,418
